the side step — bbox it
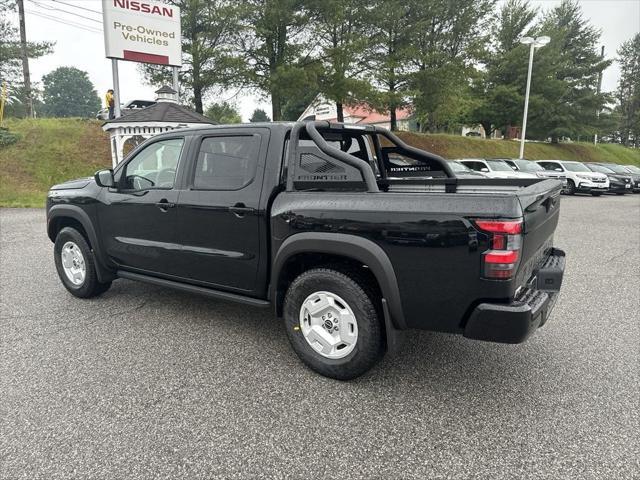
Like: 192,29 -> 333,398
116,270 -> 271,308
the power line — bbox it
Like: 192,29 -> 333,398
25,8 -> 102,34
50,0 -> 102,16
28,0 -> 102,24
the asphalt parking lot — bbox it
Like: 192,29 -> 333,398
1,195 -> 639,479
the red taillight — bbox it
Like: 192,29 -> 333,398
484,250 -> 519,263
474,220 -> 522,235
474,219 -> 523,280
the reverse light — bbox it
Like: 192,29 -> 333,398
474,219 -> 523,280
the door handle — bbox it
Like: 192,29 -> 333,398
229,203 -> 254,218
155,199 -> 176,211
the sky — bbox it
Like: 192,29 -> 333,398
7,0 -> 640,121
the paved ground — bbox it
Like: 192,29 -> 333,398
1,195 -> 639,480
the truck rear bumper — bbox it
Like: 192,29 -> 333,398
464,248 -> 566,344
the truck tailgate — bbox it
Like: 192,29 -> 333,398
515,179 -> 563,288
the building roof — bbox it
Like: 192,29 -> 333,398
103,101 -> 214,125
298,94 -> 413,125
343,104 -> 413,124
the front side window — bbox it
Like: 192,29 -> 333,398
515,160 -> 543,172
587,164 -> 613,174
486,160 -> 513,172
123,138 -> 184,190
193,135 -> 260,190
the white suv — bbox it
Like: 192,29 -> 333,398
458,158 -> 537,179
536,160 -> 609,196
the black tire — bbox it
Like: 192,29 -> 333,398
591,191 -> 602,196
54,227 -> 111,298
565,179 -> 576,195
615,192 -> 625,196
283,268 -> 385,380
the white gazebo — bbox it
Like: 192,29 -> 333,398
102,86 -> 214,167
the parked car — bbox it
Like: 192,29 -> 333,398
448,160 -> 488,177
96,99 -> 156,120
619,164 -> 640,192
46,121 -> 566,380
536,160 -> 609,196
503,159 -> 568,190
584,163 -> 633,195
458,158 -> 537,179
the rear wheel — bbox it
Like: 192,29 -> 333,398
565,180 -> 576,195
54,227 -> 111,298
283,268 -> 384,380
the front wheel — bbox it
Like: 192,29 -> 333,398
283,268 -> 385,380
54,227 -> 111,298
565,180 -> 576,195
591,191 -> 603,196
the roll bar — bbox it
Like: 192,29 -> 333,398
287,121 -> 455,192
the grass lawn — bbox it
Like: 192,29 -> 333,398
396,132 -> 640,165
0,118 -> 111,207
0,117 -> 638,208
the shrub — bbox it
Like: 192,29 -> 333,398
0,127 -> 20,147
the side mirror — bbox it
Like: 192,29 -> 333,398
95,169 -> 115,188
554,168 -> 563,172
481,167 -> 489,173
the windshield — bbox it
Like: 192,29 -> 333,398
625,165 -> 640,173
588,164 -> 614,174
563,162 -> 591,172
449,161 -> 470,172
486,160 -> 514,172
514,160 -> 543,172
602,164 -> 628,174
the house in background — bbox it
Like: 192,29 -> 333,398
298,94 -> 417,131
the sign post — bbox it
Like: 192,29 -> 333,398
102,0 -> 182,116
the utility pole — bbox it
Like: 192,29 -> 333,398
594,45 -> 604,145
17,0 -> 34,118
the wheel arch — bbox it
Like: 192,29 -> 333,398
47,205 -> 115,283
271,233 -> 407,330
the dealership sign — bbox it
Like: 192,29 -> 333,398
102,0 -> 182,66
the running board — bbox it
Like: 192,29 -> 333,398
116,270 -> 271,308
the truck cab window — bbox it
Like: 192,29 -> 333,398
123,138 -> 184,191
193,135 -> 260,190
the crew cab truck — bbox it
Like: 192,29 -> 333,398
47,122 -> 566,380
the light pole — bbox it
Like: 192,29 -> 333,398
519,35 -> 550,159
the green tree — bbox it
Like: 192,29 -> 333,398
249,108 -> 271,122
368,0 -> 413,131
527,0 -> 611,142
308,0 -> 372,122
409,0 -> 496,132
0,5 -> 53,118
141,0 -> 243,113
467,0 -> 539,137
41,67 -> 100,118
281,87 -> 318,120
615,33 -> 640,147
204,102 -> 242,124
234,0 -> 313,121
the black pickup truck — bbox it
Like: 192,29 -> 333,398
46,121 -> 566,379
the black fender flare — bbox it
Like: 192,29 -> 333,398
271,232 -> 407,330
47,204 -> 115,283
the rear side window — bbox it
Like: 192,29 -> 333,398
539,162 -> 561,171
193,135 -> 260,190
462,161 -> 486,171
